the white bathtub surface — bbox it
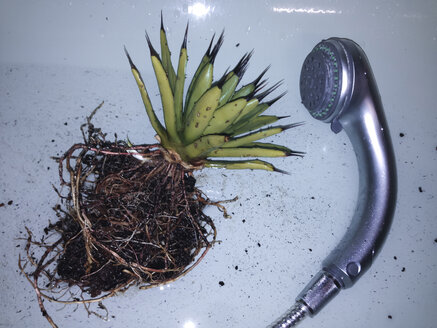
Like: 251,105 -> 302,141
1,1 -> 436,327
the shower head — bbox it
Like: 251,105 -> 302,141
298,38 -> 392,134
270,38 -> 397,327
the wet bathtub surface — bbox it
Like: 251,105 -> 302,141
1,1 -> 436,327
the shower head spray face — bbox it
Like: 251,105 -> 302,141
299,42 -> 343,121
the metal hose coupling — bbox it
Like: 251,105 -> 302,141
269,272 -> 341,327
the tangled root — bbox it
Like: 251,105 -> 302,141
19,104 -> 222,327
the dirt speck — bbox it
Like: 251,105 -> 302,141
219,281 -> 225,286
388,315 -> 393,319
418,186 -> 423,192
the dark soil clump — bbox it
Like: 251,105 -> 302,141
20,107 -> 217,327
51,143 -> 214,297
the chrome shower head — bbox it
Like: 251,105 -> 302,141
270,38 -> 397,327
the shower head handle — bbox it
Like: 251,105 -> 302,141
269,38 -> 397,327
299,37 -> 397,313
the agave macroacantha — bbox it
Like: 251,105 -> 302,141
124,15 -> 302,172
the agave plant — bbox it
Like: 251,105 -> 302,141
20,17 -> 304,327
124,16 -> 302,172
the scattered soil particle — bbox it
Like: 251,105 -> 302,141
0,203 -> 4,208
418,186 -> 423,192
219,281 -> 225,286
7,200 -> 13,205
399,133 -> 405,137
235,265 -> 239,270
401,267 -> 406,272
388,315 -> 393,319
